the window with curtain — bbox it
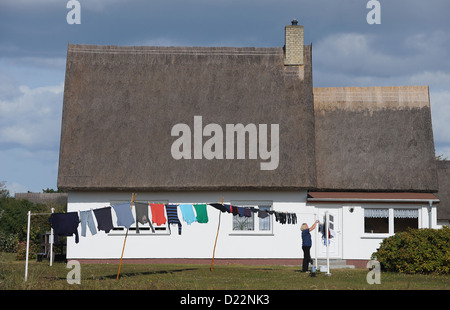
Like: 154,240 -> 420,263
364,208 -> 389,233
364,208 -> 419,234
394,209 -> 418,233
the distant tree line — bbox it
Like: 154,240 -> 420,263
0,181 -> 66,259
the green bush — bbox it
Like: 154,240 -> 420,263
0,231 -> 19,252
373,226 -> 450,274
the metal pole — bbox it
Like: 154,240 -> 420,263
314,213 -> 318,269
49,208 -> 54,266
428,201 -> 433,229
25,211 -> 31,282
326,211 -> 331,276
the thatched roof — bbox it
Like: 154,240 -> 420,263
436,160 -> 450,220
57,44 -> 316,191
57,43 -> 439,193
313,86 -> 438,192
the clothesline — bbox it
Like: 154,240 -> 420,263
48,202 -> 302,243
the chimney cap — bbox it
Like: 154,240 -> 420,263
291,19 -> 298,25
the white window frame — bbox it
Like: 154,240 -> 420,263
362,206 -> 421,239
229,200 -> 273,236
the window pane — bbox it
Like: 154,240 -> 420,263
233,213 -> 254,231
258,206 -> 271,231
364,217 -> 389,233
394,217 -> 418,233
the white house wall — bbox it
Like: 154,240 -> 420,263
312,203 -> 438,260
67,191 -> 438,261
66,190 -> 316,260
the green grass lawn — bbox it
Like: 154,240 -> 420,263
1,253 -> 448,291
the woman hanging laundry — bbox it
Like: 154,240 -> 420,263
300,220 -> 319,272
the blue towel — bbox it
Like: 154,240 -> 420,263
112,203 -> 135,229
179,204 -> 197,225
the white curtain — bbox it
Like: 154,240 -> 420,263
394,209 -> 418,218
364,208 -> 419,218
364,209 -> 388,218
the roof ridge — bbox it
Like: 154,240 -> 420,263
68,44 -> 283,56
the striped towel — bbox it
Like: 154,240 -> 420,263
165,204 -> 182,235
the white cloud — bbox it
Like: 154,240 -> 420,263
430,90 -> 450,144
1,0 -> 127,12
313,30 -> 450,80
8,182 -> 28,196
0,82 -> 64,150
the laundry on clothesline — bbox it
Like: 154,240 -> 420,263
166,204 -> 182,235
49,212 -> 80,244
93,207 -> 114,233
150,203 -> 167,226
194,204 -> 209,223
318,219 -> 335,246
134,202 -> 155,233
79,209 -> 97,237
47,200 -> 304,244
179,204 -> 197,225
112,202 -> 135,229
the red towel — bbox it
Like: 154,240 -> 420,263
150,203 -> 166,226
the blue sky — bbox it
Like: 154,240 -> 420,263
1,0 -> 449,195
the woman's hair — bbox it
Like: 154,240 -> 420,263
300,223 -> 308,231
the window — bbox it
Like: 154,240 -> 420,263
364,208 -> 389,233
364,208 -> 419,235
231,202 -> 272,234
394,209 -> 418,233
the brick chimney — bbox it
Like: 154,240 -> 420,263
284,19 -> 304,66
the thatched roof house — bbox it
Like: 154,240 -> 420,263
57,21 -> 446,265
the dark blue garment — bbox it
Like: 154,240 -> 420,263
49,212 -> 80,244
236,207 -> 245,217
302,229 -> 312,247
223,204 -> 232,213
93,207 -> 114,233
208,203 -> 228,213
166,204 -> 182,235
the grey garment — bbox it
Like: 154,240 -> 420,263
79,209 -> 97,237
134,202 -> 155,233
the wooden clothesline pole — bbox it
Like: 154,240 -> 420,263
117,193 -> 137,280
210,197 -> 224,272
